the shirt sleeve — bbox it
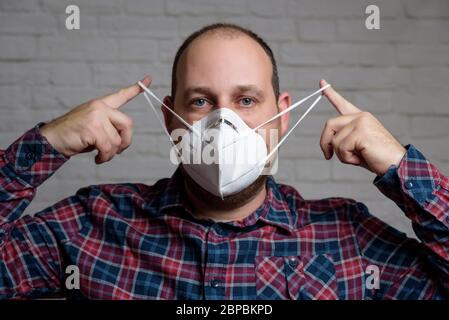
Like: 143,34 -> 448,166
374,144 -> 449,264
354,144 -> 449,299
0,123 -> 68,224
0,124 -> 70,299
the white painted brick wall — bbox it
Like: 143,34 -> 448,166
1,0 -> 449,238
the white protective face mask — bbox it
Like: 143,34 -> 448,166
138,81 -> 331,199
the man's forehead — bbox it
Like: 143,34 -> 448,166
176,32 -> 273,86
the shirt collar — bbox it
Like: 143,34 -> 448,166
154,167 -> 296,233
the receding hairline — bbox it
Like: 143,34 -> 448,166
176,28 -> 273,80
171,23 -> 280,99
190,25 -> 253,40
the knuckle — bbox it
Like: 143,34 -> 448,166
325,116 -> 339,130
113,136 -> 122,147
90,100 -> 105,110
324,118 -> 333,129
81,133 -> 95,146
89,118 -> 103,130
102,142 -> 112,154
126,116 -> 133,127
359,111 -> 372,122
89,114 -> 109,130
123,134 -> 132,145
88,109 -> 105,122
362,111 -> 371,117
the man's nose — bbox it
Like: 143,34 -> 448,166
212,96 -> 233,110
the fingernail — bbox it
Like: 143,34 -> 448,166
140,75 -> 150,83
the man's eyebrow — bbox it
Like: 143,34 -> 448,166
182,85 -> 266,99
233,85 -> 265,99
183,87 -> 215,99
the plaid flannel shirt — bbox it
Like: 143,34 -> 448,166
1,124 -> 449,300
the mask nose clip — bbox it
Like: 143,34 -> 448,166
207,117 -> 238,132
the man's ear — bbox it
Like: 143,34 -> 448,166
277,92 -> 291,137
162,96 -> 174,131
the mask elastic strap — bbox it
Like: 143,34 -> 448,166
261,93 -> 323,165
142,92 -> 175,146
219,94 -> 324,191
137,81 -> 200,138
252,84 -> 330,133
142,91 -> 189,163
222,83 -> 331,151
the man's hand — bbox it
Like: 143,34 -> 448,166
319,79 -> 406,176
40,76 -> 151,164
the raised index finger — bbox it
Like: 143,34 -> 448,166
320,79 -> 361,115
101,76 -> 152,109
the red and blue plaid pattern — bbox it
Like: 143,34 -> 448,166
1,125 -> 449,299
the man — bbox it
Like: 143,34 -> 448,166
0,23 -> 448,300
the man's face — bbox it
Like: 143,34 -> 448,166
164,33 -> 290,145
162,33 -> 291,206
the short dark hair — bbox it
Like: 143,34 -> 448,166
170,23 -> 280,99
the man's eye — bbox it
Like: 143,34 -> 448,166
240,97 -> 255,107
192,99 -> 207,107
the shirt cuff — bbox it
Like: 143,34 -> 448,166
374,144 -> 440,207
2,123 -> 69,187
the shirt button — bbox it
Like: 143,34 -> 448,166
404,180 -> 414,189
210,279 -> 221,288
25,152 -> 35,161
288,257 -> 298,268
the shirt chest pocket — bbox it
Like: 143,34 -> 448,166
255,254 -> 339,300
